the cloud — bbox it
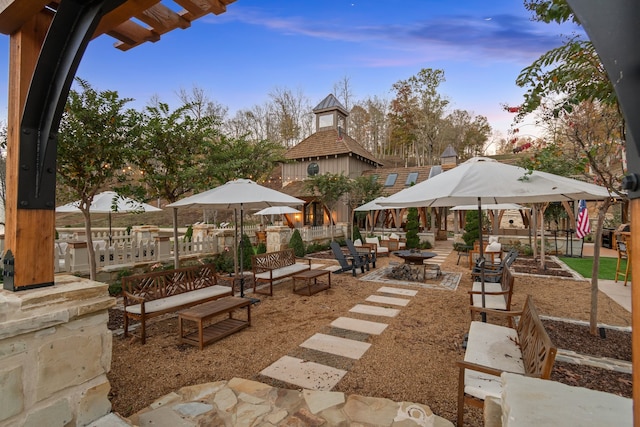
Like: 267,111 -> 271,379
210,7 -> 583,66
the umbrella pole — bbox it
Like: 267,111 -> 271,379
108,212 -> 112,247
478,197 -> 487,322
172,208 -> 179,268
233,209 -> 239,278
239,203 -> 245,298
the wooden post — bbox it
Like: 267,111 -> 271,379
4,12 -> 55,290
631,198 -> 639,425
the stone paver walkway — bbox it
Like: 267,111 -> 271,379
259,243 -> 452,397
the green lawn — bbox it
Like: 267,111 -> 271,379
559,256 -> 625,280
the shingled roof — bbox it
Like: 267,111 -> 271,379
361,165 -> 435,195
285,128 -> 383,166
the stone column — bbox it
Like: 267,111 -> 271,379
131,225 -> 159,243
192,223 -> 217,241
154,236 -> 172,261
67,241 -> 90,274
266,226 -> 291,253
0,275 -> 115,426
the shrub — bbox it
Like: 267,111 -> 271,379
183,225 -> 193,242
214,247 -> 234,274
256,242 -> 267,254
306,242 -> 329,254
462,210 -> 480,246
405,207 -> 420,249
110,269 -> 132,296
504,241 -> 533,256
238,233 -> 253,271
420,240 -> 432,249
353,225 -> 363,243
289,229 -> 305,257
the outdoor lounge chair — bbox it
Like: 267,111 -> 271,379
470,249 -> 518,283
330,241 -> 366,276
365,237 -> 390,257
346,238 -> 375,269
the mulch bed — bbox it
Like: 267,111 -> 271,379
542,319 -> 632,399
511,257 -> 575,277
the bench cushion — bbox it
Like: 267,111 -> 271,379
471,282 -> 507,310
254,263 -> 310,280
125,285 -> 231,314
464,321 -> 524,401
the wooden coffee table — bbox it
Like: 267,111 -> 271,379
177,296 -> 251,350
292,269 -> 331,296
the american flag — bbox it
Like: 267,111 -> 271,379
576,199 -> 591,239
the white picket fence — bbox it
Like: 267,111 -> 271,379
50,224 -> 346,275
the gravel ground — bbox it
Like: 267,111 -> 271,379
107,252 -> 631,426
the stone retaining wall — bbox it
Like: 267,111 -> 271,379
0,275 -> 114,426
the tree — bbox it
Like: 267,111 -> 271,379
176,85 -> 228,122
204,135 -> 286,186
57,78 -> 139,280
304,172 -> 352,241
333,75 -> 355,111
129,101 -> 220,267
440,110 -> 492,160
131,101 -> 219,203
351,96 -> 390,158
267,87 -> 313,147
347,175 -> 384,240
389,68 -> 449,165
517,0 -> 626,335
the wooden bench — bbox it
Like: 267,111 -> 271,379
468,267 -> 515,324
122,263 -> 233,344
457,295 -> 557,427
251,249 -> 312,296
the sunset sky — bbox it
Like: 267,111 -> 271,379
0,1 -> 581,143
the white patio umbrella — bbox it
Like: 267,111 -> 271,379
166,179 -> 304,297
354,197 -> 389,212
254,206 -> 301,216
450,203 -> 525,211
380,157 -> 612,314
56,191 -> 161,245
354,197 -> 394,234
254,206 -> 301,228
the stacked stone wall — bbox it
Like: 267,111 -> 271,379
0,275 -> 114,426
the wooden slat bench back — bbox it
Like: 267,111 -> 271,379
251,249 -> 312,296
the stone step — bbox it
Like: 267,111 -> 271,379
349,304 -> 400,317
330,317 -> 388,335
365,294 -> 410,307
300,333 -> 371,360
377,286 -> 418,296
260,355 -> 348,391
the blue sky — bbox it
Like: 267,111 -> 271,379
0,0 -> 580,142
